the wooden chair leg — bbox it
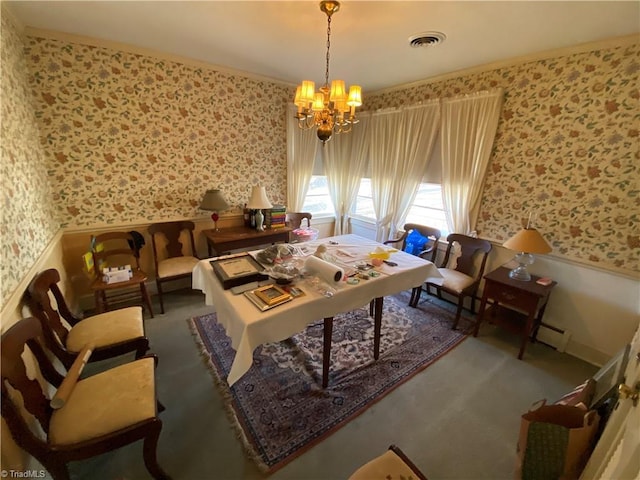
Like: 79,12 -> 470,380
140,283 -> 154,318
143,420 -> 171,480
135,339 -> 150,359
409,286 -> 421,307
369,300 -> 374,317
452,298 -> 464,330
156,280 -> 165,314
101,290 -> 109,312
42,458 -> 71,480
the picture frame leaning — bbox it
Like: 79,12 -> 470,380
210,253 -> 267,289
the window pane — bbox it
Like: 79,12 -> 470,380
302,176 -> 334,215
405,183 -> 449,236
352,178 -> 375,219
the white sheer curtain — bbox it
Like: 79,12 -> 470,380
388,102 -> 440,238
440,89 -> 503,234
369,109 -> 401,242
323,114 -> 370,235
286,104 -> 318,211
369,102 -> 440,242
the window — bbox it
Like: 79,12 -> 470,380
405,183 -> 449,236
352,178 -> 375,219
301,175 -> 334,216
351,179 -> 449,235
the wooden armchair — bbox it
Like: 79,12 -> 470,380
90,231 -> 154,317
148,221 -> 199,314
286,212 -> 312,229
370,224 -> 441,315
26,268 -> 149,369
411,233 -> 492,330
385,223 -> 441,307
0,317 -> 170,480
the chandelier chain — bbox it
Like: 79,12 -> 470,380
325,15 -> 331,88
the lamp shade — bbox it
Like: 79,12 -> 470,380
246,186 -> 272,210
503,228 -> 552,254
199,189 -> 229,211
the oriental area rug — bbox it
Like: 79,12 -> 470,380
188,291 -> 472,472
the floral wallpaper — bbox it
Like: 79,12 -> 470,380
1,10 -> 59,310
24,36 -> 290,228
1,6 -> 637,314
366,42 -> 639,274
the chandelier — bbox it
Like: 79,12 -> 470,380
293,1 -> 362,143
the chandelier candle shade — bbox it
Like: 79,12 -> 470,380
247,186 -> 272,232
200,189 -> 229,231
503,228 -> 552,281
294,1 -> 362,143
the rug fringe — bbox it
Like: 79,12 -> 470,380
186,318 -> 270,472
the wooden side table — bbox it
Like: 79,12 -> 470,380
473,266 -> 557,359
203,226 -> 293,257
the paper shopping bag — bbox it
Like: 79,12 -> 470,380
515,400 -> 599,480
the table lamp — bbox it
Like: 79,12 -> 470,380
247,186 -> 272,232
200,189 -> 229,231
503,227 -> 552,281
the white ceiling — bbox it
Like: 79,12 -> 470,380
6,1 -> 640,93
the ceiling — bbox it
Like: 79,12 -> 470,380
6,1 -> 640,93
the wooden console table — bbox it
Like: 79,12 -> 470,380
473,266 -> 557,359
203,226 -> 293,257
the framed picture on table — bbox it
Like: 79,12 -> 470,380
254,285 -> 291,306
244,285 -> 292,311
210,253 -> 267,289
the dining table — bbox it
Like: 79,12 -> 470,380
192,233 -> 443,387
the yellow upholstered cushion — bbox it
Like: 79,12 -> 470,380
157,256 -> 199,279
49,357 -> 156,445
437,268 -> 474,294
348,449 -> 419,480
66,307 -> 144,353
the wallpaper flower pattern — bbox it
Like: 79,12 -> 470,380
1,7 -> 638,311
367,42 -> 639,274
24,36 -> 290,228
1,12 -> 59,309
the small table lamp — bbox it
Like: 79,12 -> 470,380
200,189 -> 229,231
247,186 -> 272,232
503,227 -> 552,281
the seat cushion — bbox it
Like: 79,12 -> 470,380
157,256 -> 199,279
65,307 -> 144,353
437,268 -> 474,294
49,357 -> 156,445
349,449 -> 422,480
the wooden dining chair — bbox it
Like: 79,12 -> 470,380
148,221 -> 199,314
1,317 -> 170,480
411,233 -> 492,330
285,212 -> 312,229
90,231 -> 154,317
348,444 -> 428,480
370,223 -> 441,315
26,268 -> 149,369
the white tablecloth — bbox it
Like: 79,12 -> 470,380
192,234 -> 443,386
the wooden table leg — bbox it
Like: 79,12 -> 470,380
519,313 -> 537,360
473,293 -> 489,337
322,317 -> 333,388
373,297 -> 383,360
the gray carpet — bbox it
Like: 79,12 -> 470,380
71,289 -> 597,480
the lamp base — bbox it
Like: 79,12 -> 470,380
255,209 -> 265,232
508,265 -> 532,281
509,252 -> 534,281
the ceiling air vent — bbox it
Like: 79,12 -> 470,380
409,31 -> 446,48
